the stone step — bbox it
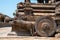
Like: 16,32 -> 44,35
17,3 -> 55,9
55,33 -> 60,38
17,9 -> 55,13
8,31 -> 31,36
8,31 -> 17,36
0,37 -> 60,40
33,9 -> 55,13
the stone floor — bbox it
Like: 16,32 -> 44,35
0,27 -> 12,37
0,27 -> 31,37
0,27 -> 60,40
0,37 -> 60,40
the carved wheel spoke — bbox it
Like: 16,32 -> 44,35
35,17 -> 56,37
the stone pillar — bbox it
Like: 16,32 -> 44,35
25,0 -> 30,3
51,0 -> 55,3
24,0 -> 31,6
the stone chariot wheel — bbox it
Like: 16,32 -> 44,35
35,16 -> 56,37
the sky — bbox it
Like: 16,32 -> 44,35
0,0 -> 37,18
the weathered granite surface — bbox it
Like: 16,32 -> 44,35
0,27 -> 12,37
